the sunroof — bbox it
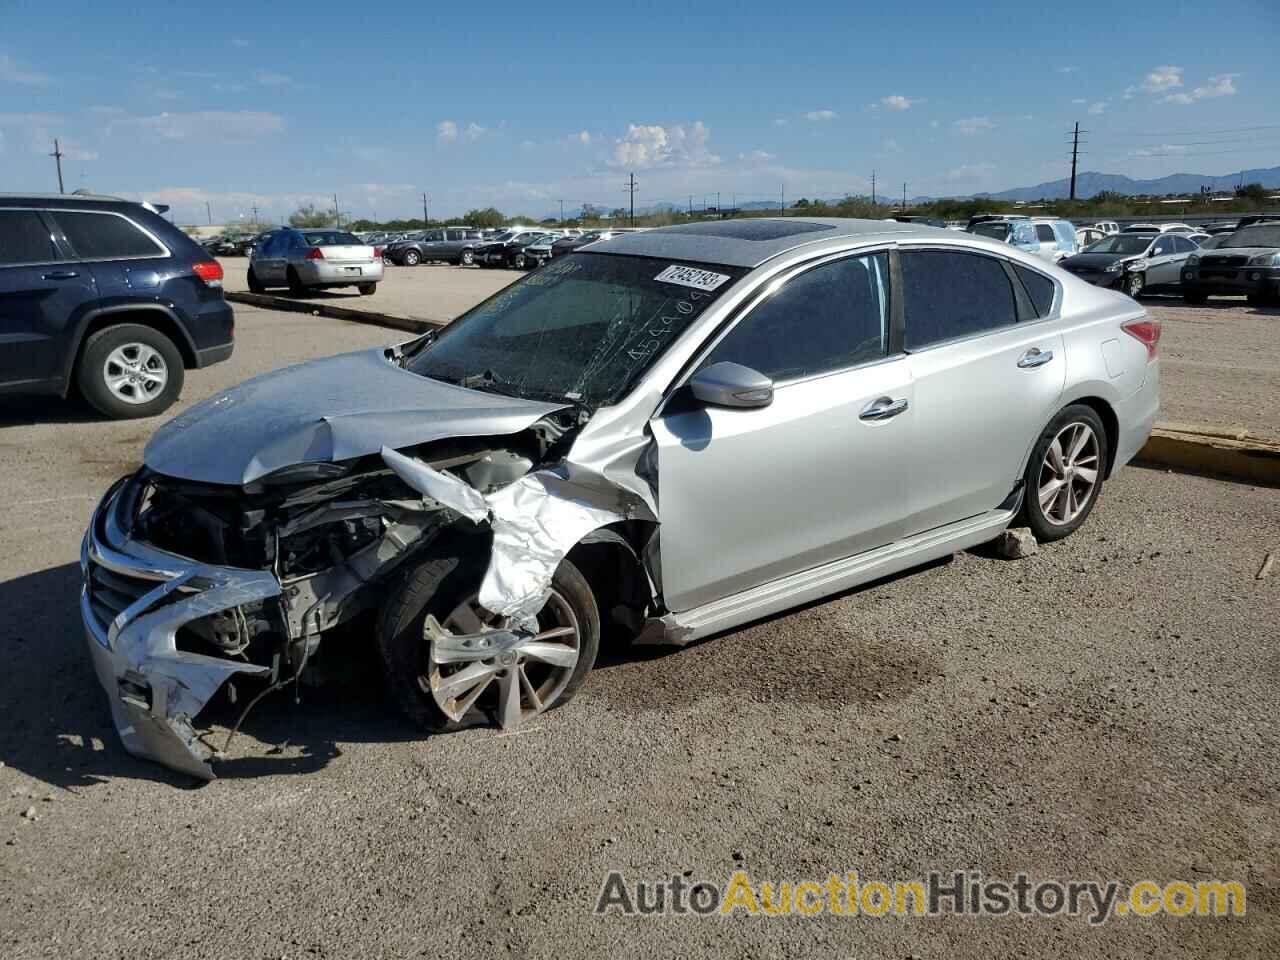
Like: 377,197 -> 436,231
662,220 -> 836,241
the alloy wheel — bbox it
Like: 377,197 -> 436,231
1037,422 -> 1100,526
103,342 -> 168,405
421,590 -> 581,727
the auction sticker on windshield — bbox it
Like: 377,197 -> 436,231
655,264 -> 732,291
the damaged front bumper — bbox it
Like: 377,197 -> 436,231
80,477 -> 281,780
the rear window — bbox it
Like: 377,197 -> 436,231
302,231 -> 361,246
1014,264 -> 1055,317
1035,224 -> 1056,242
54,211 -> 166,260
0,210 -> 58,265
903,250 -> 1018,349
971,222 -> 1010,241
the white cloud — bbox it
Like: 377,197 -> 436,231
0,53 -> 49,86
436,120 -> 458,143
953,116 -> 995,135
879,95 -> 916,111
255,71 -> 294,87
1088,101 -> 1107,115
878,138 -> 903,155
1129,143 -> 1189,158
1142,65 -> 1183,93
129,111 -> 284,142
1164,73 -> 1239,104
943,161 -> 996,182
1071,98 -> 1087,104
610,121 -> 719,169
804,109 -> 837,121
464,122 -> 486,141
1058,66 -> 1077,74
230,37 -> 250,48
774,117 -> 788,126
570,130 -> 591,145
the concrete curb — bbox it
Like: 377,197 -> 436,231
229,292 -> 1279,487
226,292 -> 443,335
1137,425 -> 1280,488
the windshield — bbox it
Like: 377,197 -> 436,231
407,253 -> 745,407
1222,225 -> 1280,248
1084,235 -> 1153,255
970,223 -> 1011,241
303,231 -> 362,246
491,231 -> 514,242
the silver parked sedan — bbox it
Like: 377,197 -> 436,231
81,218 -> 1159,779
247,227 -> 384,295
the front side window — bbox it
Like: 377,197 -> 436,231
54,211 -> 165,260
1035,224 -> 1056,243
902,250 -> 1017,350
407,253 -> 745,407
703,252 -> 890,381
0,210 -> 58,266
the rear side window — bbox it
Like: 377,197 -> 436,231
1013,264 -> 1056,317
0,210 -> 58,265
902,250 -> 1018,349
55,211 -> 165,260
705,252 -> 890,380
1035,224 -> 1056,242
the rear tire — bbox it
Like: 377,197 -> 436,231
1124,272 -> 1144,299
1182,291 -> 1208,305
1020,404 -> 1108,543
247,267 -> 264,293
513,252 -> 527,269
377,551 -> 600,732
403,249 -> 421,266
286,267 -> 305,296
76,323 -> 185,420
357,282 -> 377,295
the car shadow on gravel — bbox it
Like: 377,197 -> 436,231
0,393 -> 109,427
0,564 -> 424,789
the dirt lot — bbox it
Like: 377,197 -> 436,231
221,256 -> 1280,440
0,304 -> 1276,958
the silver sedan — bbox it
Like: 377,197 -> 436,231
247,227 -> 384,295
81,218 -> 1159,779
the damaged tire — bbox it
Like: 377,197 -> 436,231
377,551 -> 599,732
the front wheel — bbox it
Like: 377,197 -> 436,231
403,249 -> 421,266
1021,404 -> 1108,542
377,552 -> 600,731
357,282 -> 377,295
459,249 -> 475,266
513,252 -> 527,269
1124,272 -> 1144,299
247,266 -> 265,293
76,323 -> 185,420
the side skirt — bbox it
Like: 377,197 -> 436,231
653,507 -> 1016,646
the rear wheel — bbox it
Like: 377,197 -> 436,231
1182,291 -> 1208,305
76,323 -> 185,420
403,249 -> 421,266
513,252 -> 527,269
357,282 -> 377,295
247,266 -> 265,293
1021,404 -> 1108,542
286,267 -> 305,296
1124,272 -> 1144,299
460,249 -> 475,266
377,551 -> 599,732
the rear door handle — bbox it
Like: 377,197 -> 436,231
1018,348 -> 1054,369
859,396 -> 909,421
42,270 -> 79,280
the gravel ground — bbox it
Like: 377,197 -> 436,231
0,304 -> 1277,958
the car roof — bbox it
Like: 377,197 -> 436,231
591,217 -> 927,268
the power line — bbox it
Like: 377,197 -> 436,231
1113,123 -> 1280,138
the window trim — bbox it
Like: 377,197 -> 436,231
48,208 -> 171,263
897,245 -> 1049,354
0,207 -> 66,269
674,245 -> 902,393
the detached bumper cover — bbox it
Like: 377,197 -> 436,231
80,477 -> 280,779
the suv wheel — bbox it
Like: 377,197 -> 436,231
1124,272 -> 1144,299
377,551 -> 599,731
77,323 -> 185,419
460,249 -> 475,266
1021,404 -> 1108,542
403,249 -> 421,266
513,252 -> 527,269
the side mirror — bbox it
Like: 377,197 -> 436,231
689,362 -> 774,409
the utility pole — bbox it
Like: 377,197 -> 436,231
716,191 -> 720,215
1069,121 -> 1080,200
206,201 -> 212,226
731,192 -> 736,213
251,204 -> 259,228
627,172 -> 637,226
333,193 -> 341,227
688,195 -> 693,217
902,182 -> 907,211
559,199 -> 564,226
422,192 -> 429,226
871,170 -> 876,206
781,184 -> 785,215
50,139 -> 65,194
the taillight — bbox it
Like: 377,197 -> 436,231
1121,318 -> 1162,361
373,246 -> 383,259
192,260 -> 224,287
306,247 -> 325,260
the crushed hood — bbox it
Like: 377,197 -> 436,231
144,347 -> 568,486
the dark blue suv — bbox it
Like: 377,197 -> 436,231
0,194 -> 234,419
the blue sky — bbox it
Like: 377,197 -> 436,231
2,0 -> 1278,224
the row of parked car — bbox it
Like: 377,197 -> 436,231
961,214 -> 1280,304
376,226 -> 642,269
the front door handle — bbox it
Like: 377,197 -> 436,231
1017,348 -> 1054,369
42,270 -> 79,280
859,396 -> 909,421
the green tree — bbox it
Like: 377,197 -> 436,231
288,203 -> 337,228
462,207 -> 506,228
1236,182 -> 1268,203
